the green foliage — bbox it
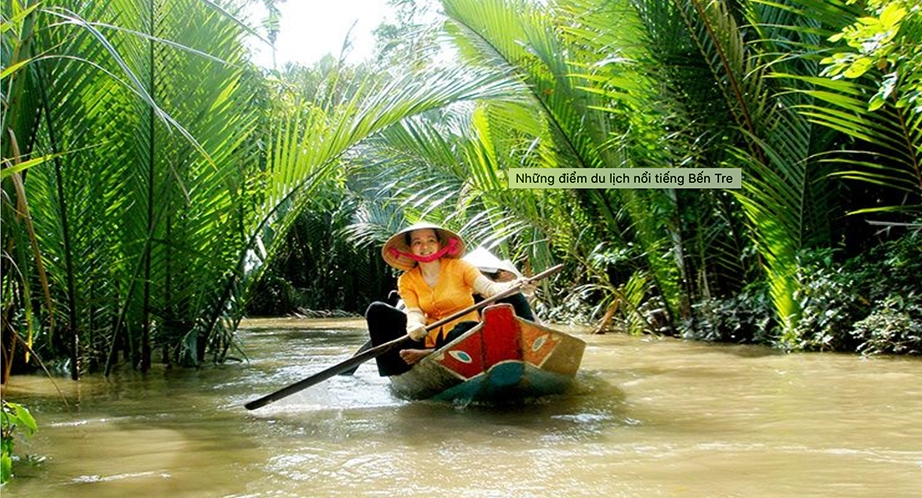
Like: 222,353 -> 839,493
791,248 -> 870,351
2,0 -> 269,374
1,400 -> 37,484
247,274 -> 298,317
438,0 -> 690,324
780,0 -> 922,215
852,226 -> 922,298
821,0 -> 922,113
562,241 -> 663,335
683,227 -> 921,350
372,0 -> 443,70
246,195 -> 392,316
852,294 -> 922,355
623,0 -> 845,341
2,0 -> 921,377
790,230 -> 922,352
683,283 -> 777,344
2,0 -> 525,376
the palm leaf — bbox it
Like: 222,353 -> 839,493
439,0 -> 691,319
795,76 -> 922,212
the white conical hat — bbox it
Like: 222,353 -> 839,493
462,246 -> 523,278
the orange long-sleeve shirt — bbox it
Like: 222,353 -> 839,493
397,258 -> 482,347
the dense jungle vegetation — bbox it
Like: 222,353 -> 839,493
2,0 -> 921,384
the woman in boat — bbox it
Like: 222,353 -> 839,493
462,246 -> 537,322
365,222 -> 526,376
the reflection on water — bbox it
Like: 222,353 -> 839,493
2,318 -> 921,498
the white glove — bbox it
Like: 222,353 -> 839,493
406,320 -> 428,341
473,274 -> 529,298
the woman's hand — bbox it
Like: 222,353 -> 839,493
406,320 -> 428,341
513,277 -> 537,296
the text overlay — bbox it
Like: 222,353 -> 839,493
508,168 -> 741,189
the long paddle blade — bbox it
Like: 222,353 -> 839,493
244,263 -> 563,410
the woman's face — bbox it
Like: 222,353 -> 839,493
409,229 -> 440,257
493,269 -> 516,282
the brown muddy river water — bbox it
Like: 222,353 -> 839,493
2,317 -> 921,497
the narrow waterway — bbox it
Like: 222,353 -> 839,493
2,317 -> 920,497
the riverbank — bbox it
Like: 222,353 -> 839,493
239,316 -> 367,331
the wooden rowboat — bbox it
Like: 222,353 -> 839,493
388,303 -> 586,403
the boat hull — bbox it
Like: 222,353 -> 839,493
389,303 -> 586,403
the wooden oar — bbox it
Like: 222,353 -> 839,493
244,263 -> 563,410
337,339 -> 372,376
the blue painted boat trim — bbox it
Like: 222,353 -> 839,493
431,360 -> 574,403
